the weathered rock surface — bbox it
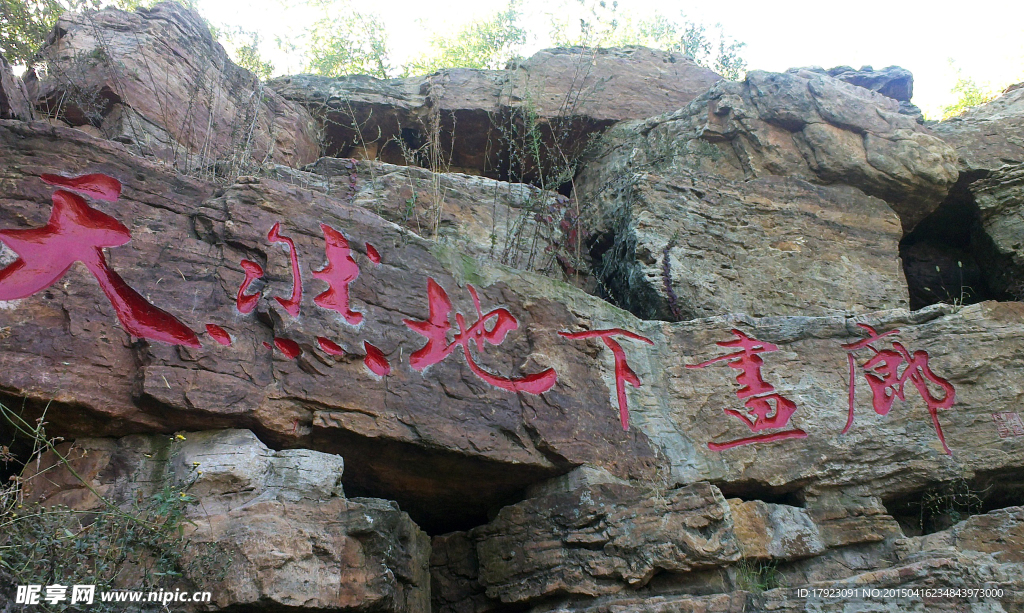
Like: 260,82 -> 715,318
583,69 -> 959,233
932,83 -> 1024,173
267,46 -> 721,181
268,157 -> 589,285
22,429 -> 430,612
729,498 -> 825,561
3,12 -> 1024,612
433,472 -> 1022,613
3,120 -> 1024,532
0,119 -> 660,534
510,46 -> 724,123
0,54 -> 34,121
967,162 -> 1024,297
788,65 -> 923,120
472,481 -> 739,603
578,165 -> 909,321
23,2 -> 319,174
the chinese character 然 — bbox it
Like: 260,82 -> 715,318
0,173 -> 199,347
16,585 -> 42,604
404,278 -> 557,394
558,328 -> 653,431
687,329 -> 807,451
71,585 -> 96,605
841,323 -> 956,454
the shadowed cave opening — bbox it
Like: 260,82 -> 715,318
713,480 -> 806,507
900,171 -> 1011,310
883,468 -> 1024,536
310,427 -> 569,535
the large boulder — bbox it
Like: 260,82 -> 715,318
432,466 -> 1023,613
788,65 -> 923,120
268,157 -> 590,287
267,46 -> 722,183
582,69 -> 959,233
22,429 -> 430,612
931,83 -> 1024,173
0,53 -> 34,121
23,2 -> 319,175
577,165 -> 909,321
471,480 -> 740,603
0,119 -> 661,535
2,120 -> 1024,533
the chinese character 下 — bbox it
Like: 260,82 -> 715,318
558,328 -> 653,431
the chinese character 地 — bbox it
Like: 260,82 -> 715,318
687,329 -> 807,451
841,323 -> 956,454
404,278 -> 557,394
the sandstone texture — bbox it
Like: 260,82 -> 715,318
0,54 -> 34,121
2,5 -> 1024,613
268,157 -> 587,285
268,46 -> 721,181
788,65 -> 923,120
967,163 -> 1024,297
932,82 -> 1024,173
582,69 -> 958,233
23,2 -> 319,174
577,165 -> 909,320
0,119 -> 661,535
22,429 -> 430,612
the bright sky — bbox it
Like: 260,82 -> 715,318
196,0 -> 1024,119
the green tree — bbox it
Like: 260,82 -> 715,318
0,0 -> 160,66
941,67 -> 996,119
1,0 -> 99,65
403,1 -> 526,75
223,26 -> 274,80
547,2 -> 747,80
300,0 -> 391,78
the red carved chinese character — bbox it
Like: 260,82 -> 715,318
363,341 -> 391,377
264,337 -> 301,359
268,222 -> 302,317
313,224 -> 363,325
317,337 -> 345,356
236,259 -> 264,314
365,242 -> 381,265
0,174 -> 200,347
688,329 -> 806,450
842,324 -> 956,454
559,329 -> 653,431
992,412 -> 1024,438
404,278 -> 557,394
206,324 -> 231,346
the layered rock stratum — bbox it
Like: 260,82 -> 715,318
1,4 -> 1023,613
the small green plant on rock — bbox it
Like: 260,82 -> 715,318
734,558 -> 785,593
918,477 -> 985,533
0,402 -> 226,611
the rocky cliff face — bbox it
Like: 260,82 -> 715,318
1,3 -> 1023,613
